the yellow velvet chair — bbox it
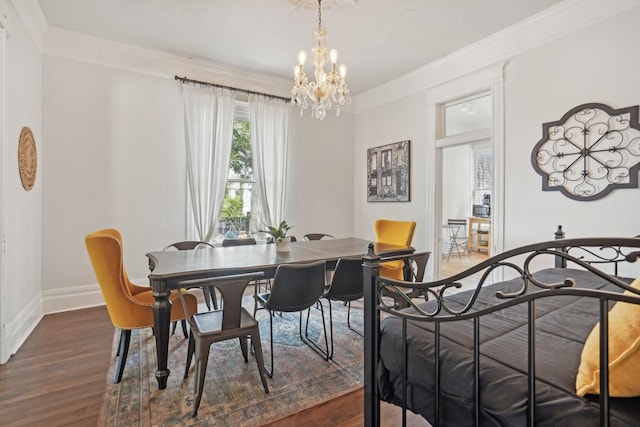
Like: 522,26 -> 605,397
374,219 -> 417,280
85,228 -> 198,383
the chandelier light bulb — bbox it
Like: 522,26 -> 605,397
339,64 -> 347,78
298,50 -> 307,65
329,49 -> 338,64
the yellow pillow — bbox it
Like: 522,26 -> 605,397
575,276 -> 640,397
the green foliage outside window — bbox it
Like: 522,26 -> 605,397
230,121 -> 252,179
219,120 -> 252,236
220,193 -> 243,218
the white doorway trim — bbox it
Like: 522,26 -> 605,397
425,63 -> 505,280
0,24 -> 8,363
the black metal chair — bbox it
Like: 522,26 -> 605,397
164,241 -> 217,312
322,257 -> 364,359
382,251 -> 431,309
255,260 -> 329,377
164,241 -> 217,337
221,237 -> 272,295
445,219 -> 469,260
177,272 -> 269,417
303,233 -> 335,241
222,237 -> 257,246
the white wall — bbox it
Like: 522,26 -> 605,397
354,5 -> 640,265
2,1 -> 43,359
353,92 -> 428,250
503,6 -> 640,248
442,144 -> 471,220
285,111 -> 355,240
42,57 -> 187,305
40,53 -> 355,314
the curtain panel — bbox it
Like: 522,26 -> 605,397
248,95 -> 291,233
181,84 -> 236,242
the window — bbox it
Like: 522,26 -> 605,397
472,143 -> 492,205
444,92 -> 492,137
216,103 -> 254,241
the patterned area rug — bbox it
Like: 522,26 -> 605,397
98,298 -> 364,426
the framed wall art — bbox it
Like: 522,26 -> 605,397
367,140 -> 410,202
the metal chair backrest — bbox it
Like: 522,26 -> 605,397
327,257 -> 364,302
222,238 -> 257,247
177,272 -> 262,329
164,241 -> 213,251
407,252 -> 430,282
265,261 -> 326,312
447,219 -> 467,233
303,233 -> 335,241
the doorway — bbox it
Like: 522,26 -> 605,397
422,63 -> 505,282
0,27 -> 7,363
440,141 -> 492,282
431,88 -> 500,282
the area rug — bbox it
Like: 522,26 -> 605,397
98,299 -> 364,426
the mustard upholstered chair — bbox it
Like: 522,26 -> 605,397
374,219 -> 417,280
85,228 -> 198,383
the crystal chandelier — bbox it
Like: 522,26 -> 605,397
290,0 -> 352,120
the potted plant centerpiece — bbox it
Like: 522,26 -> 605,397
262,220 -> 293,252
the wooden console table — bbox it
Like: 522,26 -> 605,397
468,217 -> 491,256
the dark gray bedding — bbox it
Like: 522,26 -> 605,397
377,268 -> 640,426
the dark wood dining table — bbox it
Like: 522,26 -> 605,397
146,237 -> 414,389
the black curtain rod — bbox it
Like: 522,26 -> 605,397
174,75 -> 290,103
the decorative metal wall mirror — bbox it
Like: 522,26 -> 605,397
532,103 -> 640,201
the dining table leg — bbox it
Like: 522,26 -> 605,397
151,280 -> 171,389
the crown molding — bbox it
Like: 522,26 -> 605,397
41,26 -> 356,114
0,0 -> 12,34
42,26 -> 295,99
353,0 -> 640,114
8,0 -> 46,50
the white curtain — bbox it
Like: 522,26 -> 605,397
182,84 -> 237,242
248,95 -> 291,233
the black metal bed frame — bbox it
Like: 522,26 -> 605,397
362,227 -> 640,427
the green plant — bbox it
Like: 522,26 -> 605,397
220,193 -> 243,218
261,220 -> 293,242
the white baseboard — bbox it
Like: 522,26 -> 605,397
5,294 -> 42,359
41,277 -> 149,314
42,282 -> 106,314
2,279 -> 148,362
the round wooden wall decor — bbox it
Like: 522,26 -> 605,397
18,126 -> 37,191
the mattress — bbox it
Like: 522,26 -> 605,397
377,268 -> 640,426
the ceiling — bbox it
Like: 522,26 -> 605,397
36,0 -> 565,95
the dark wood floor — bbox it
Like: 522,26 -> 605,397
0,305 -> 432,426
0,253 -> 486,426
0,307 -> 113,427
